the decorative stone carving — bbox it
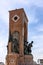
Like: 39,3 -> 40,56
11,31 -> 19,53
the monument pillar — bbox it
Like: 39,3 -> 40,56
6,8 -> 28,65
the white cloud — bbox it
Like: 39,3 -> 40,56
11,0 -> 28,5
36,25 -> 43,32
32,35 -> 43,40
0,0 -> 9,25
14,0 -> 43,7
0,47 -> 7,63
28,15 -> 38,24
15,0 -> 43,7
32,0 -> 43,7
0,31 -> 8,63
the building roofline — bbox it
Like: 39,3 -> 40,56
9,8 -> 28,22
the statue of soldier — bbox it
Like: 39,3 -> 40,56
24,40 -> 33,55
12,38 -> 19,53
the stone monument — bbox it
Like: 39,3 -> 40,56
6,8 -> 33,65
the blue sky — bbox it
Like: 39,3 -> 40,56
0,0 -> 43,63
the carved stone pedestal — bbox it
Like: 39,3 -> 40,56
6,53 -> 19,65
24,55 -> 33,65
18,55 -> 33,65
18,55 -> 24,65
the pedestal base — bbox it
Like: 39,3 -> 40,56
6,53 -> 19,65
6,54 -> 33,65
24,55 -> 33,65
18,54 -> 33,65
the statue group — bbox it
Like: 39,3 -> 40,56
8,31 -> 33,55
11,37 -> 33,55
24,40 -> 33,55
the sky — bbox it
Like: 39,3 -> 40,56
0,0 -> 43,63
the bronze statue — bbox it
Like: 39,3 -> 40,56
11,38 -> 19,53
24,40 -> 33,55
8,31 -> 19,53
27,41 -> 33,54
11,31 -> 19,53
